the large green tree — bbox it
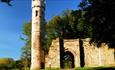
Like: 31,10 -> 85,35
61,10 -> 79,39
46,10 -> 82,39
78,0 -> 115,47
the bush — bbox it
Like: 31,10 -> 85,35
0,58 -> 14,69
0,58 -> 14,64
0,58 -> 31,69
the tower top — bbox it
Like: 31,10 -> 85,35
32,0 -> 45,9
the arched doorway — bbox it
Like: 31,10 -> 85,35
61,51 -> 75,68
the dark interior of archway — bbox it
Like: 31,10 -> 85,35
61,51 -> 75,68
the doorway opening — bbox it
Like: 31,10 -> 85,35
61,51 -> 75,68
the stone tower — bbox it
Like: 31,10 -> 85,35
31,0 -> 45,70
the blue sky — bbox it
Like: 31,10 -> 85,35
0,0 -> 81,60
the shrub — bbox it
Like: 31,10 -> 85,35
0,58 -> 14,69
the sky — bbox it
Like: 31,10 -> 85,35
0,0 -> 81,60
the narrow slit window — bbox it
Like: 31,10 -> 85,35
35,10 -> 38,16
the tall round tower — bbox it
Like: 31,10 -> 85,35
31,0 -> 45,70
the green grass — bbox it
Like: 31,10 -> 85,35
41,68 -> 60,70
41,67 -> 115,70
74,67 -> 115,70
1,67 -> 115,70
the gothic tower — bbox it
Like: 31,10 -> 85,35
31,0 -> 45,70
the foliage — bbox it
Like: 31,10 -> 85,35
78,0 -> 115,47
0,58 -> 29,69
0,0 -> 12,6
61,10 -> 79,39
0,58 -> 15,69
0,58 -> 14,65
46,10 -> 82,39
21,21 -> 31,68
46,16 -> 62,39
13,60 -> 23,69
46,16 -> 63,51
77,10 -> 93,38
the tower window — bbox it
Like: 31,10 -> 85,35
35,10 -> 38,16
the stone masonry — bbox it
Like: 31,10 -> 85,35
31,0 -> 45,69
45,38 -> 115,68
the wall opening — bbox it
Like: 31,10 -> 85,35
79,39 -> 85,67
61,51 -> 75,69
41,62 -> 45,69
35,10 -> 38,16
60,38 -> 64,68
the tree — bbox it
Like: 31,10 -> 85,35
0,58 -> 14,69
46,10 -> 82,39
0,0 -> 12,6
21,21 -> 31,68
46,16 -> 62,39
78,0 -> 115,47
61,10 -> 81,39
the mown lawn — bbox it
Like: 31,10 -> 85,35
75,67 -> 115,70
1,67 -> 115,70
41,67 -> 115,70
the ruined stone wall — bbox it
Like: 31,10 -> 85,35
45,38 -> 60,68
45,38 -> 115,68
83,38 -> 99,67
64,39 -> 80,67
83,38 -> 115,67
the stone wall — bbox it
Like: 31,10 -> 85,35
83,38 -> 99,67
83,38 -> 115,67
45,38 -> 60,68
45,38 -> 115,68
64,39 -> 80,67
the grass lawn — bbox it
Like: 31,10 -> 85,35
41,67 -> 115,70
74,67 -> 115,70
1,67 -> 115,70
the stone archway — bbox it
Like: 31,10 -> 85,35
61,51 -> 75,69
